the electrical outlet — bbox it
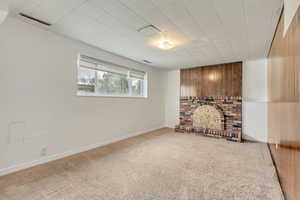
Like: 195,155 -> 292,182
41,147 -> 47,156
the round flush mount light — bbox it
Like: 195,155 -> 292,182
157,40 -> 174,50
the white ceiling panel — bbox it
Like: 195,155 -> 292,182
9,0 -> 283,69
182,0 -> 226,41
21,0 -> 86,24
244,0 -> 283,58
88,0 -> 147,30
151,0 -> 206,41
120,0 -> 176,31
213,0 -> 249,58
68,3 -> 139,40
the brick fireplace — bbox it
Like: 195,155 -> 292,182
175,96 -> 242,142
176,62 -> 242,142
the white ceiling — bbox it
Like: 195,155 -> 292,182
9,0 -> 283,69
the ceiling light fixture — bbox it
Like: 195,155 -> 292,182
157,40 -> 174,50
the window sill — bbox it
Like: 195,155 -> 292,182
76,92 -> 148,99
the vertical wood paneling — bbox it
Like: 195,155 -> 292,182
295,10 -> 300,96
268,7 -> 300,200
268,8 -> 300,147
180,62 -> 242,97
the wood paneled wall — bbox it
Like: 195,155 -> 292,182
268,9 -> 300,103
180,62 -> 242,97
267,7 -> 300,200
268,7 -> 300,148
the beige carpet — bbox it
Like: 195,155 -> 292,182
0,129 -> 283,200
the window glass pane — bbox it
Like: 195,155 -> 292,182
77,55 -> 147,98
96,71 -> 129,95
78,67 -> 96,93
131,78 -> 143,96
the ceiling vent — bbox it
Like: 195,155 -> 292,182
19,13 -> 52,26
143,60 -> 152,64
137,25 -> 161,36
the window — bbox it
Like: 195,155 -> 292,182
77,55 -> 147,98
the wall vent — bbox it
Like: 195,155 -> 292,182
19,13 -> 52,26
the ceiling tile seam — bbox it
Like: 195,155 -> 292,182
10,0 -> 27,11
69,0 -> 146,41
91,19 -> 137,42
211,0 -> 236,60
253,0 -> 271,58
183,0 -> 227,61
173,48 -> 194,63
20,0 -> 43,16
115,0 -> 157,31
71,7 -> 104,25
150,0 -> 205,40
115,0 -> 187,49
162,2 -> 214,60
52,0 -> 89,25
98,1 -> 148,30
180,1 -> 225,62
57,1 -> 146,42
241,0 -> 250,59
148,0 -> 207,59
91,11 -> 145,40
147,0 -> 189,35
260,0 -> 270,57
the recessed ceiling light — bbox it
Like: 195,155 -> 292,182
157,40 -> 174,50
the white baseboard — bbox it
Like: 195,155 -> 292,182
0,126 -> 165,177
242,134 -> 267,143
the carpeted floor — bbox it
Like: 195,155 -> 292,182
0,129 -> 283,200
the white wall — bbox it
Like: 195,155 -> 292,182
243,59 -> 268,102
0,17 -> 166,175
242,58 -> 268,142
164,70 -> 180,128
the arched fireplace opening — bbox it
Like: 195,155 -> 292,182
192,104 -> 224,131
